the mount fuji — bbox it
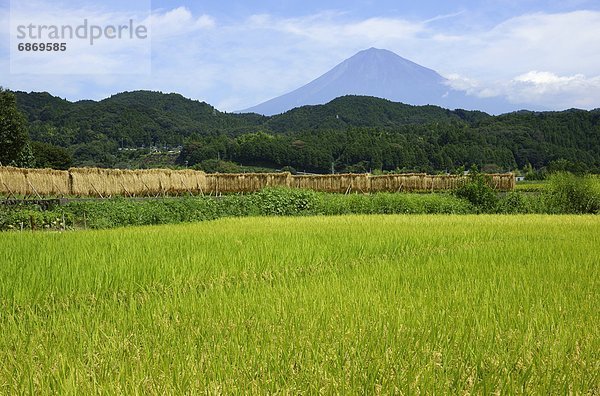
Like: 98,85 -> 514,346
240,48 -> 518,115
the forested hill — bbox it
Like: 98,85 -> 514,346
263,96 -> 492,132
15,91 -> 489,145
13,90 -> 600,173
15,91 -> 267,146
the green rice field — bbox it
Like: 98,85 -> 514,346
1,215 -> 598,393
514,181 -> 548,192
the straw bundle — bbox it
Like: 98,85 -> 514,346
292,175 -> 335,193
23,168 -> 70,196
160,169 -> 206,195
208,172 -> 276,194
291,174 -> 362,193
369,173 -> 476,192
70,168 -> 117,197
0,167 -> 29,196
0,166 -> 69,196
266,173 -> 293,189
204,173 -> 291,194
369,175 -> 394,193
489,174 -> 515,191
206,174 -> 235,194
369,173 -> 424,192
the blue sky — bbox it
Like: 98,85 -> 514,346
2,0 -> 600,111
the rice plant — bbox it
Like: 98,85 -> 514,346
0,215 -> 598,393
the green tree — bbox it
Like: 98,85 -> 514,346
14,142 -> 36,168
31,141 -> 73,170
0,88 -> 30,166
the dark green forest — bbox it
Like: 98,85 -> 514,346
13,90 -> 600,174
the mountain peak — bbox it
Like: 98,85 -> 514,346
354,48 -> 430,67
240,48 -> 515,115
360,47 -> 394,54
359,47 -> 389,53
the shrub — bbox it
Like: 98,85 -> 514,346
249,188 -> 318,216
455,173 -> 498,213
495,192 -> 534,214
544,172 -> 600,214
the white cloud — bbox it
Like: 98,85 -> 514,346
195,14 -> 216,29
514,71 -> 586,86
445,74 -> 481,94
509,71 -> 600,108
146,7 -> 215,38
244,12 -> 425,47
446,71 -> 600,109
